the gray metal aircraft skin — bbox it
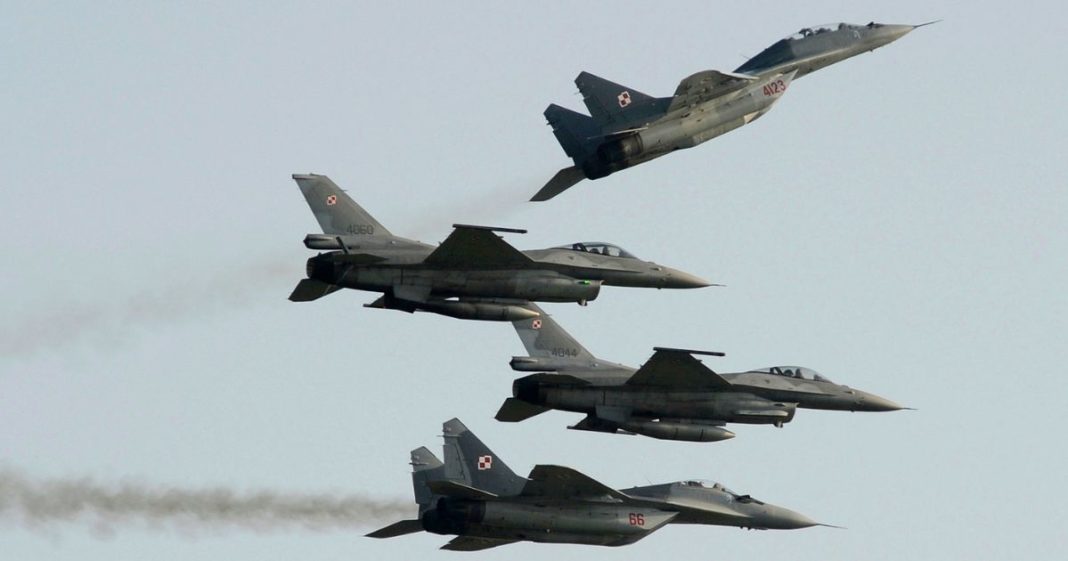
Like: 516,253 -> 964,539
368,418 -> 827,551
496,305 -> 905,442
534,21 -> 930,201
288,174 -> 709,321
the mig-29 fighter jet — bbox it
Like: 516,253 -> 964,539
288,174 -> 709,321
534,21 -> 934,201
368,418 -> 826,551
496,305 -> 905,441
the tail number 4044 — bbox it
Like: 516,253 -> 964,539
628,513 -> 646,526
762,80 -> 787,96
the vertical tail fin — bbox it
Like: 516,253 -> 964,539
441,418 -> 526,497
544,104 -> 600,161
512,304 -> 596,361
292,173 -> 392,237
575,71 -> 667,130
410,446 -> 446,509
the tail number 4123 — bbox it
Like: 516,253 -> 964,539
763,80 -> 787,96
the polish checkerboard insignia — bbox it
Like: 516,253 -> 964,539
477,455 -> 493,470
617,91 -> 632,108
325,195 -> 338,206
531,319 -> 542,330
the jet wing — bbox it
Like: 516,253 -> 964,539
520,465 -> 630,501
625,348 -> 732,388
441,536 -> 519,551
423,225 -> 533,269
667,70 -> 756,113
426,480 -> 499,501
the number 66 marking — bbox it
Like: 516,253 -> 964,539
628,513 -> 646,526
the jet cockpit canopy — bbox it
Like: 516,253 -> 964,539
554,242 -> 638,259
749,366 -> 832,383
789,22 -> 877,40
681,480 -> 733,494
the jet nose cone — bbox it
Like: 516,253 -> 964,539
759,505 -> 820,530
855,390 -> 905,412
880,24 -> 917,43
661,268 -> 713,289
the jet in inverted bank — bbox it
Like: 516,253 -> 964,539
289,174 -> 709,321
368,418 -> 827,551
534,21 -> 933,201
496,305 -> 906,441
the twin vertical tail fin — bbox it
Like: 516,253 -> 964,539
410,446 -> 447,509
575,71 -> 666,130
366,446 -> 440,539
442,418 -> 526,497
544,104 -> 600,161
292,173 -> 392,237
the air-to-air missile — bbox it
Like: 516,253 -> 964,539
288,174 -> 710,321
534,21 -> 935,201
495,305 -> 906,442
368,418 -> 830,551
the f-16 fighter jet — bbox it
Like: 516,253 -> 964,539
534,21 -> 933,201
288,174 -> 709,321
496,305 -> 905,441
368,418 -> 826,551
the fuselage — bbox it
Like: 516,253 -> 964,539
303,236 -> 708,305
421,498 -> 672,547
418,483 -> 815,547
512,365 -> 902,433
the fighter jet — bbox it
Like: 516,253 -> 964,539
496,305 -> 905,441
368,418 -> 827,551
533,21 -> 933,201
288,174 -> 709,321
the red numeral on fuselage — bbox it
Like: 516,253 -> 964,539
762,80 -> 786,96
628,513 -> 646,526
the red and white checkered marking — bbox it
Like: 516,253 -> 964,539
531,319 -> 542,330
325,195 -> 338,206
477,455 -> 493,470
617,91 -> 632,108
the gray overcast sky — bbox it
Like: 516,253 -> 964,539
3,2 -> 1066,559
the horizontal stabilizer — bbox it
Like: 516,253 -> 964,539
495,398 -> 550,422
366,519 -> 423,539
288,279 -> 342,302
531,166 -> 586,202
426,479 -> 499,501
423,225 -> 532,268
626,348 -> 732,388
521,465 -> 630,501
441,536 -> 519,551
